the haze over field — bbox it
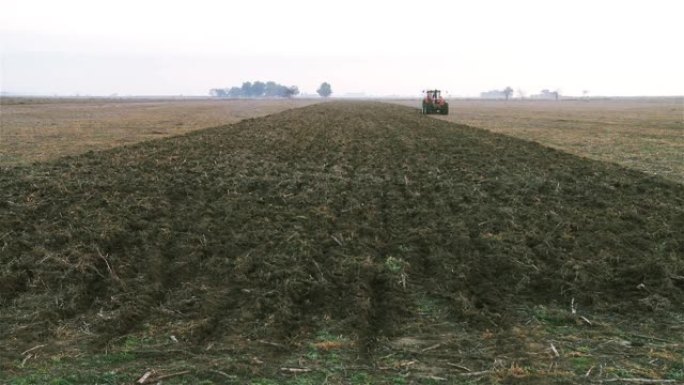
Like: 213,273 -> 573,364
1,0 -> 683,97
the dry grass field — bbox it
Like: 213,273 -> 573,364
3,98 -> 682,185
392,98 -> 684,184
0,98 -> 320,166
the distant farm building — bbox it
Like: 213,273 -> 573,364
531,89 -> 559,100
480,90 -> 507,99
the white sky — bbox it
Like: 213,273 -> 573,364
1,0 -> 683,96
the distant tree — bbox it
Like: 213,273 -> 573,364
210,88 -> 227,97
503,86 -> 514,100
251,81 -> 266,97
227,87 -> 243,98
516,88 -> 526,99
241,81 -> 253,97
317,82 -> 332,97
285,85 -> 299,97
264,81 -> 280,97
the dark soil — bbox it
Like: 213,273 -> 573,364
1,101 -> 683,357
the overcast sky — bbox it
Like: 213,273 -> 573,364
1,0 -> 682,97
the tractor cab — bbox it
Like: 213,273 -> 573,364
425,90 -> 442,102
422,89 -> 449,115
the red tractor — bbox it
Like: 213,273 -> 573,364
422,89 -> 449,115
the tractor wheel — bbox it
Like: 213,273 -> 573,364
441,106 -> 449,115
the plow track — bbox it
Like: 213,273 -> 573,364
1,101 -> 683,355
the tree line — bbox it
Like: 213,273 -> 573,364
210,81 -> 333,98
210,81 -> 299,98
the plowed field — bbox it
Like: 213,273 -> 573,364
2,102 -> 683,384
